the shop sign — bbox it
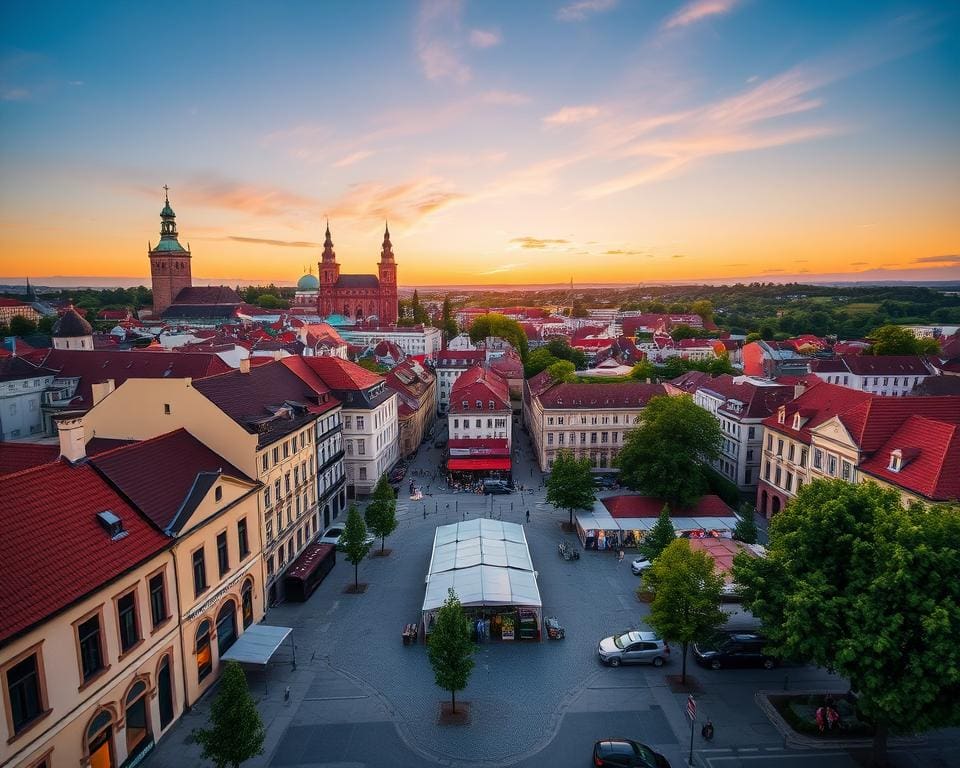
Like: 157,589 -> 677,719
185,559 -> 257,621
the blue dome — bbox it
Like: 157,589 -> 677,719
323,313 -> 354,327
297,273 -> 319,291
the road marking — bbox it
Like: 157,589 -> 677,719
705,754 -> 848,765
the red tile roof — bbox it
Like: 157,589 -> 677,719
448,366 -> 510,413
537,381 -> 666,409
285,355 -> 384,391
0,443 -> 59,476
859,415 -> 960,501
0,298 -> 32,307
762,380 -> 872,444
37,349 -> 231,410
601,494 -> 733,518
842,355 -> 932,376
92,429 -> 252,532
0,461 -> 170,644
172,286 -> 243,305
435,350 -> 486,367
838,396 -> 960,453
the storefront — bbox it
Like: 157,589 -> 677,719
446,439 -> 512,490
422,519 -> 542,642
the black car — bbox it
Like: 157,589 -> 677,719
693,632 -> 777,670
593,739 -> 671,767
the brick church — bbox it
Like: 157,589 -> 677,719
294,222 -> 399,325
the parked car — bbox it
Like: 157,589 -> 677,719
592,739 -> 671,768
482,479 -> 512,495
598,630 -> 670,667
388,466 -> 407,483
592,474 -> 619,489
693,632 -> 777,670
318,526 -> 375,551
631,557 -> 653,575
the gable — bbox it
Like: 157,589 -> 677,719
173,474 -> 257,534
809,415 -> 858,451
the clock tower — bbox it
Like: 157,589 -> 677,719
148,187 -> 192,315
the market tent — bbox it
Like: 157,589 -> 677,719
447,457 -> 511,471
422,565 -> 542,611
220,624 -> 294,667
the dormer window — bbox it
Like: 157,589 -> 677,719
793,413 -> 802,430
777,406 -> 786,425
488,400 -> 495,410
476,399 -> 482,408
462,400 -> 468,408
888,449 -> 902,472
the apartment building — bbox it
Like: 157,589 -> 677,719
666,372 -> 794,491
0,356 -> 56,440
384,358 -> 437,458
448,366 -> 512,449
339,324 -> 442,358
809,355 -> 935,396
285,356 -> 398,496
523,370 -> 665,471
434,349 -> 485,414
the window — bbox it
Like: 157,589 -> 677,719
242,579 -> 254,629
800,448 -> 808,468
776,439 -> 784,457
192,548 -> 208,597
273,446 -> 279,464
285,473 -> 291,494
5,651 -> 45,734
359,467 -> 367,480
264,487 -> 271,507
828,455 -> 838,476
216,601 -> 238,657
774,467 -> 781,486
158,655 -> 174,729
238,518 -> 250,558
590,433 -> 597,444
149,573 -> 167,628
356,416 -> 364,430
283,441 -> 290,458
163,403 -> 171,415
487,419 -> 492,428
86,709 -> 114,767
125,680 -> 150,761
767,434 -> 773,451
746,449 -> 754,461
77,614 -> 105,682
788,444 -> 795,462
748,426 -> 756,439
196,621 -> 212,682
262,453 -> 269,472
215,485 -> 223,502
217,532 -> 230,576
267,556 -> 274,576
453,419 -> 459,428
813,449 -> 823,470
117,591 -> 140,653
358,440 -> 365,455
764,461 -> 771,481
344,415 -> 352,429
475,419 -> 481,428
274,479 -> 281,500
547,433 -> 554,445
841,460 -> 852,481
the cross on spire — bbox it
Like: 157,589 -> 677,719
163,184 -> 170,203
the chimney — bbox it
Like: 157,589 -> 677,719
794,379 -> 809,399
90,379 -> 116,406
239,358 -> 251,374
55,414 -> 86,464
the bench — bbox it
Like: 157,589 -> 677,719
402,623 -> 419,645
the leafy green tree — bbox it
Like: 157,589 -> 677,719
647,301 -> 667,313
706,353 -> 736,376
614,395 -> 722,508
255,293 -> 288,310
37,316 -> 55,334
745,332 -> 762,343
0,322 -> 9,338
341,504 -> 372,589
468,313 -> 528,361
629,359 -> 657,381
524,348 -> 560,378
759,325 -> 776,341
365,475 -> 398,553
639,504 -> 676,560
669,324 -> 699,342
660,356 -> 689,380
356,357 -> 389,374
9,315 -> 37,336
643,539 -> 726,683
867,324 -> 940,356
426,588 -> 475,713
192,661 -> 265,768
732,504 -> 758,544
545,449 -> 595,528
545,338 -> 588,369
546,360 -> 575,383
411,290 -> 429,325
733,481 -> 960,766
571,300 -> 589,318
668,302 -> 687,313
439,295 -> 458,338
690,299 -> 714,325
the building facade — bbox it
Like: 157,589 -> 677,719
434,350 -> 485,414
385,358 -> 437,458
448,367 -> 512,449
149,191 -> 193,316
339,324 -> 442,358
809,355 -> 934,396
316,223 -> 398,325
0,356 -> 55,440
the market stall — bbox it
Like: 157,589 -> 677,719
422,519 -> 542,642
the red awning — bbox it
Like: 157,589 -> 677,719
447,458 -> 512,471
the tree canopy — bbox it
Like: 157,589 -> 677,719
365,475 -> 398,553
614,394 -> 722,508
426,588 -> 475,713
643,539 -> 727,683
733,480 -> 960,764
546,360 -> 575,383
341,504 -> 372,589
732,504 -> 758,544
468,313 -> 528,361
545,449 -> 595,528
639,504 -> 676,560
192,662 -> 265,768
866,324 -> 940,356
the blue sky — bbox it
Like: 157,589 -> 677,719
1,0 -> 958,285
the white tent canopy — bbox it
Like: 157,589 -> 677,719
422,565 -> 541,611
220,624 -> 293,668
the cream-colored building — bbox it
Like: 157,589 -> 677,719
523,371 -> 666,471
385,358 -> 437,459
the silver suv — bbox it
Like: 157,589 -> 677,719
598,630 -> 670,667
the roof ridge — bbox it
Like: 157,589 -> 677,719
90,427 -> 188,459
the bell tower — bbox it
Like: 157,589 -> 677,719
377,222 -> 398,324
148,186 -> 192,315
317,220 -> 340,316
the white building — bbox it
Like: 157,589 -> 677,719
339,324 -> 442,358
448,366 -> 512,448
0,356 -> 56,440
434,349 -> 485,414
809,355 -> 935,397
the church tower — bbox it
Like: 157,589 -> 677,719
317,221 -> 340,316
148,187 -> 192,315
377,222 -> 399,324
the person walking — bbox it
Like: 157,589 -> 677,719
617,547 -> 625,564
525,509 -> 530,524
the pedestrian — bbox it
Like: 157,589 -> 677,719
617,547 -> 625,564
525,509 -> 530,524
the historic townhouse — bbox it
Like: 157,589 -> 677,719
523,370 -> 665,472
757,378 -> 960,516
667,372 -> 794,491
448,367 -> 512,448
339,324 -> 442,358
809,355 -> 935,396
284,356 -> 397,496
384,358 -> 437,458
0,356 -> 56,440
434,350 -> 485,414
83,360 -> 339,605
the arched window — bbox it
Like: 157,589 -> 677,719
241,579 -> 254,629
196,620 -> 212,682
125,680 -> 151,761
157,655 -> 174,729
216,601 -> 238,657
771,496 -> 782,515
86,708 -> 114,768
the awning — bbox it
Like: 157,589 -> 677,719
219,624 -> 293,668
447,457 -> 511,471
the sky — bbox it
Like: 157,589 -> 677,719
1,0 -> 959,287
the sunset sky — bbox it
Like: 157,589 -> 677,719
1,0 -> 958,286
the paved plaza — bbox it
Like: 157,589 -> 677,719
145,421 -> 960,768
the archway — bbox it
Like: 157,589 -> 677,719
124,679 -> 151,762
196,620 -> 212,682
241,579 -> 254,630
85,708 -> 115,768
216,600 -> 238,657
771,496 -> 781,515
157,655 -> 174,729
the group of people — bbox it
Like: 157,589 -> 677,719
815,695 -> 843,733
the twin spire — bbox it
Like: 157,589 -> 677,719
321,219 -> 394,261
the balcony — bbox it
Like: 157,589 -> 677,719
318,449 -> 346,474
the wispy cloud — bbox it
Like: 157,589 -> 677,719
480,262 -> 526,275
208,236 -> 321,248
557,0 -> 618,23
543,105 -> 600,125
333,150 -> 374,168
913,254 -> 960,264
1,87 -> 30,101
417,0 -> 471,84
850,261 -> 869,266
510,236 -> 570,249
604,249 -> 646,256
469,28 -> 501,48
481,90 -> 529,105
132,174 -> 321,218
664,0 -> 739,30
672,254 -> 687,259
326,177 -> 465,226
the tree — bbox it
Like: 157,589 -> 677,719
732,504 -> 758,544
524,348 -> 561,378
365,475 -> 398,553
546,360 -> 575,383
733,481 -> 960,766
426,588 -> 475,713
705,353 -> 736,376
614,395 -> 722,508
669,324 -> 699,342
545,338 -> 587,369
341,504 -> 372,589
468,313 -> 528,361
745,332 -> 762,343
571,300 -> 588,318
545,449 -> 595,529
690,299 -> 714,325
639,504 -> 676,560
758,325 -> 776,341
867,324 -> 940,356
411,290 -> 429,325
192,661 -> 265,768
439,295 -> 458,338
255,293 -> 287,310
643,539 -> 726,683
9,315 -> 37,336
629,359 -> 657,381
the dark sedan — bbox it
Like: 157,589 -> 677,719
593,739 -> 671,767
693,632 -> 777,670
